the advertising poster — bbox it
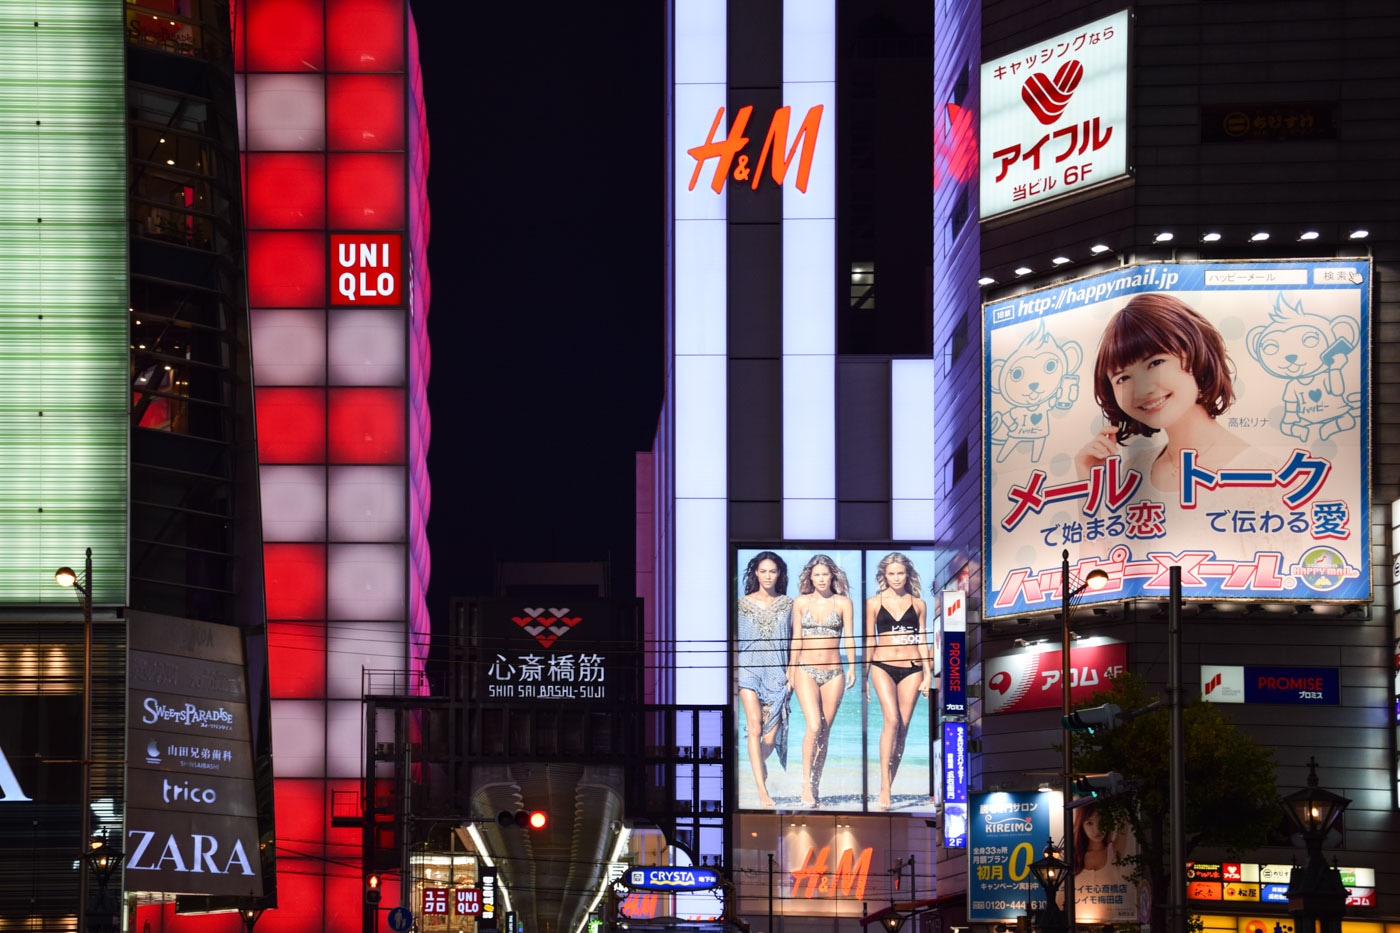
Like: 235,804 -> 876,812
968,790 -> 1061,921
979,10 -> 1130,218
984,260 -> 1371,618
733,547 -> 936,813
984,641 -> 1128,714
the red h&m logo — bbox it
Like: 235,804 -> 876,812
687,105 -> 823,194
1204,673 -> 1222,695
1021,60 -> 1084,125
331,234 -> 402,306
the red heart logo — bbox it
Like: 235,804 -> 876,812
1021,59 -> 1084,125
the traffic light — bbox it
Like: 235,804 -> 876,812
496,809 -> 548,830
1062,703 -> 1124,735
1070,772 -> 1124,805
365,872 -> 382,905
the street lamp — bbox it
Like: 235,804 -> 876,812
1059,549 -> 1108,932
1282,757 -> 1351,933
1028,839 -> 1069,933
84,830 -> 123,933
55,548 -> 94,933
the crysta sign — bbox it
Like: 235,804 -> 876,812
979,10 -> 1129,218
627,867 -> 721,891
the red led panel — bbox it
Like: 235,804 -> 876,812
264,544 -> 327,620
245,154 -> 327,229
255,861 -> 324,933
269,621 -> 327,698
255,388 -> 326,463
328,388 -> 406,463
328,154 -> 405,229
326,0 -> 405,72
273,779 -> 328,855
248,232 -> 326,308
245,0 -> 325,73
327,75 -> 405,151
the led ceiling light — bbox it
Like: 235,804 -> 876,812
1201,232 -> 1222,243
1350,229 -> 1369,239
1090,244 -> 1110,254
977,276 -> 996,286
1014,266 -> 1033,276
1153,232 -> 1174,243
1250,232 -> 1270,242
1298,231 -> 1319,241
1052,256 -> 1071,266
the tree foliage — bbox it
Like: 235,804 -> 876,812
1069,673 -> 1279,932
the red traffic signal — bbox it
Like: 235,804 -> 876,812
496,809 -> 548,830
366,873 -> 382,905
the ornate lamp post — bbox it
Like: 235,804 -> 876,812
84,830 -> 123,933
1281,757 -> 1351,933
55,549 -> 94,933
1029,839 -> 1069,933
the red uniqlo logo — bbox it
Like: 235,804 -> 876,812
423,888 -> 448,915
456,888 -> 482,916
331,234 -> 402,306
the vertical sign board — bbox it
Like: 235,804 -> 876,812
985,260 -> 1371,618
968,790 -> 1061,921
942,722 -> 968,848
125,612 -> 263,896
979,10 -> 1130,219
940,591 -> 966,716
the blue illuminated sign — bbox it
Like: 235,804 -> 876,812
1244,667 -> 1339,705
627,867 -> 721,891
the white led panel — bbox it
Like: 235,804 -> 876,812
251,309 -> 326,385
260,465 -> 328,541
244,74 -> 326,152
270,699 -> 325,778
674,497 -> 728,705
892,359 -> 936,539
674,221 -> 727,355
326,700 -> 365,778
674,355 -> 726,500
782,353 -> 835,539
674,0 -> 725,85
327,544 -> 406,621
328,465 -> 406,541
328,309 -> 406,386
327,621 -> 405,699
674,84 -> 729,223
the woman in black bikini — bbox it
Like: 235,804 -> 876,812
788,553 -> 856,808
864,552 -> 930,810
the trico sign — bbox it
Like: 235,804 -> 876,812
331,234 -> 403,306
687,105 -> 823,194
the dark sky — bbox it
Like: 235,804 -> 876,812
415,6 -> 667,616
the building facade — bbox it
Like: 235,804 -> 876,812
651,1 -> 1400,932
0,1 -> 429,930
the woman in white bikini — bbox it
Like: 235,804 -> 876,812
788,554 -> 856,808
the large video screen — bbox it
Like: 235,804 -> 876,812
984,260 -> 1371,618
732,546 -> 938,813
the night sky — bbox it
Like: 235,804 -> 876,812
416,6 -> 667,620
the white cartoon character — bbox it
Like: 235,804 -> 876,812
1246,294 -> 1360,442
990,321 -> 1082,463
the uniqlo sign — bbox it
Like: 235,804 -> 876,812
456,888 -> 482,916
423,888 -> 448,915
331,234 -> 403,306
979,10 -> 1130,218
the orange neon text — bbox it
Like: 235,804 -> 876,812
789,845 -> 872,900
687,105 -> 823,194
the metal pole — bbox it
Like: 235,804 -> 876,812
78,548 -> 93,933
768,852 -> 774,933
1168,567 -> 1186,933
1060,550 -> 1075,933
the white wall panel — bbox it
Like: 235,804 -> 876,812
325,699 -> 364,779
327,543 -> 406,620
251,309 -> 326,385
270,699 -> 325,778
245,74 -> 326,151
327,621 -> 405,699
674,497 -> 727,705
260,465 -> 328,541
328,309 -> 406,386
328,465 -> 406,542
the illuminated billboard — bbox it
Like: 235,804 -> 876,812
733,547 -> 936,813
979,10 -> 1130,219
984,260 -> 1371,618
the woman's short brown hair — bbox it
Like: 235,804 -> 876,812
1093,292 -> 1236,441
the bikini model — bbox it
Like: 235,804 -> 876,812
798,608 -> 845,684
870,603 -> 921,683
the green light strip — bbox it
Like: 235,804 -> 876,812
0,4 -> 127,605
